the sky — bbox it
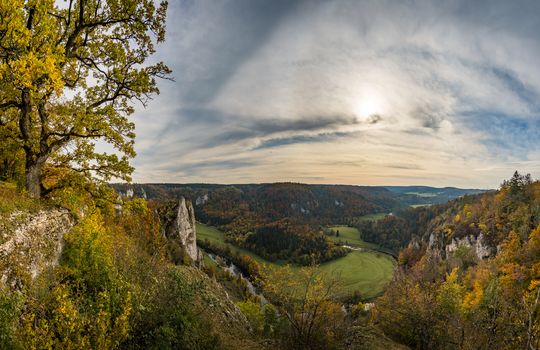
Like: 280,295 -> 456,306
129,0 -> 540,188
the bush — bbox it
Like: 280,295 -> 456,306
0,290 -> 22,350
16,211 -> 132,349
125,268 -> 221,350
237,300 -> 284,338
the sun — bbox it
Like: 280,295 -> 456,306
354,91 -> 384,119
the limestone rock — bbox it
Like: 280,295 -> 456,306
445,232 -> 493,260
159,198 -> 202,266
0,209 -> 74,289
195,193 -> 208,206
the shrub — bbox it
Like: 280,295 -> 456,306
0,290 -> 22,350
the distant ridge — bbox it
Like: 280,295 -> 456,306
111,182 -> 488,218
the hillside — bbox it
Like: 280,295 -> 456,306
113,183 -> 400,224
0,182 -> 264,349
385,185 -> 489,206
373,172 -> 540,349
0,181 -> 412,350
113,183 -> 485,221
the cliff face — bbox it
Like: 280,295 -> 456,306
426,231 -> 495,261
0,209 -> 74,289
159,198 -> 202,266
445,232 -> 494,259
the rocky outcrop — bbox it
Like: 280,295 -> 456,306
195,193 -> 208,206
445,232 -> 494,260
159,198 -> 203,266
426,231 -> 495,261
0,209 -> 74,289
427,232 -> 445,259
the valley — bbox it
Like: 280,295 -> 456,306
197,222 -> 396,299
112,183 -> 486,302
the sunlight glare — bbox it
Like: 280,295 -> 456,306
355,90 -> 385,119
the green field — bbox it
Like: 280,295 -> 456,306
197,223 -> 395,299
406,191 -> 437,197
327,225 -> 381,250
356,213 -> 388,221
197,224 -> 268,265
327,213 -> 388,249
410,204 -> 431,208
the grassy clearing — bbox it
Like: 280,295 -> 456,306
196,222 -> 395,299
356,213 -> 388,221
327,213 -> 388,249
405,191 -> 437,197
197,223 -> 268,265
410,204 -> 431,208
327,225 -> 396,257
327,225 -> 380,250
317,248 -> 395,299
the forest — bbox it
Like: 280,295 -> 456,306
373,172 -> 540,349
118,183 -> 398,264
111,182 -> 482,265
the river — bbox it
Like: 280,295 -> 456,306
207,252 -> 268,304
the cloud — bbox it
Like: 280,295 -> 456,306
143,108 -> 364,155
167,158 -> 259,177
385,163 -> 424,170
130,0 -> 540,188
253,132 -> 351,150
159,0 -> 300,105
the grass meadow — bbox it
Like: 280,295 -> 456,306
197,222 -> 395,299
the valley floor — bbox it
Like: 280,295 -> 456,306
197,222 -> 395,299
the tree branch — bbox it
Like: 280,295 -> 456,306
0,101 -> 21,109
49,131 -> 105,138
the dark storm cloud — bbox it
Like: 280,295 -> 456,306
168,108 -> 359,132
411,105 -> 448,130
251,115 -> 359,134
196,115 -> 357,149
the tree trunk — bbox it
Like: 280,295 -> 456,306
25,162 -> 42,198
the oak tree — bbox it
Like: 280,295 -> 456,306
0,0 -> 170,197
